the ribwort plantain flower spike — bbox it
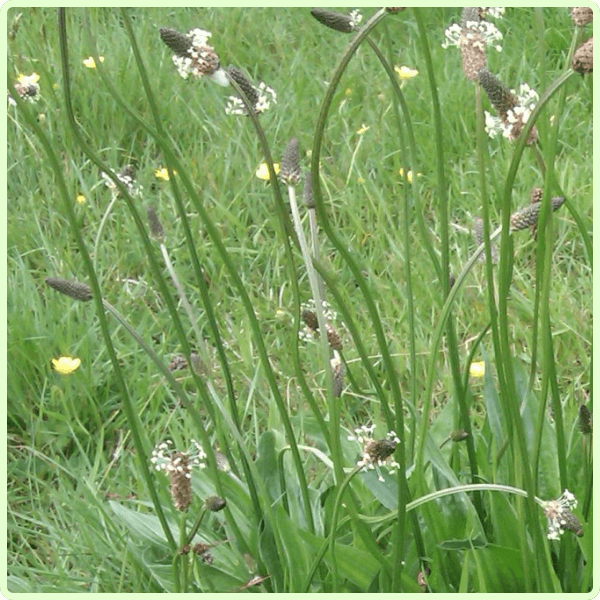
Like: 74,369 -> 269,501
542,490 -> 583,539
572,37 -> 593,74
571,7 -> 593,26
160,27 -> 228,86
146,206 -> 165,241
478,69 -> 539,144
205,495 -> 227,512
348,425 -> 400,482
303,172 -> 315,208
509,196 -> 565,232
280,137 -> 302,186
477,68 -> 517,117
45,277 -> 93,302
225,67 -> 276,116
310,8 -> 362,33
330,351 -> 345,397
578,404 -> 593,434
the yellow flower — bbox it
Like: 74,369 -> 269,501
398,168 -> 421,183
83,56 -> 105,69
469,361 -> 485,378
356,123 -> 370,135
52,356 -> 81,375
357,175 -> 365,184
255,162 -> 280,181
17,72 -> 40,85
76,194 -> 85,204
154,168 -> 172,181
395,65 -> 419,80
344,88 -> 352,96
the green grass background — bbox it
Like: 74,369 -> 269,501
7,6 -> 592,593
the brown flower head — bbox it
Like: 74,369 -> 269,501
280,137 -> 302,187
509,196 -> 565,232
571,7 -> 593,26
572,37 -> 593,74
310,8 -> 362,33
45,277 -> 93,302
160,27 -> 228,86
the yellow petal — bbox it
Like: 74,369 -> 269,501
17,72 -> 40,85
76,194 -> 86,204
356,124 -> 370,135
52,356 -> 81,375
398,168 -> 413,183
469,361 -> 485,378
255,162 -> 280,181
154,168 -> 170,181
395,65 -> 419,80
83,56 -> 104,69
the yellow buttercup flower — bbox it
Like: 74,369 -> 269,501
469,361 -> 485,378
52,356 -> 81,375
154,168 -> 172,181
83,56 -> 105,69
17,72 -> 40,85
395,65 -> 419,80
255,162 -> 280,181
398,168 -> 421,183
76,194 -> 86,204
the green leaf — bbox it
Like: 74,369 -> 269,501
438,534 -> 487,550
109,500 -> 173,547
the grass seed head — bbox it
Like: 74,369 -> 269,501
146,206 -> 164,241
572,37 -> 593,74
477,68 -> 518,117
169,452 -> 192,511
226,66 -> 259,107
159,27 -> 193,56
303,172 -> 315,208
45,277 -> 93,302
310,8 -> 357,33
578,404 -> 593,434
460,30 -> 486,81
509,196 -> 565,232
280,137 -> 301,186
205,495 -> 227,512
571,7 -> 593,26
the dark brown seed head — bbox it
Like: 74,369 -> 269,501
159,28 -> 193,57
169,452 -> 192,511
365,438 -> 396,462
509,196 -> 565,231
530,187 -> 543,204
460,31 -> 486,82
301,309 -> 319,331
45,277 -> 93,302
147,206 -> 164,240
571,7 -> 593,26
578,404 -> 592,434
280,137 -> 302,187
477,68 -> 518,117
226,66 -> 259,108
310,8 -> 355,33
303,172 -> 315,209
562,510 -> 584,537
205,495 -> 227,512
326,324 -> 343,351
572,37 -> 593,74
